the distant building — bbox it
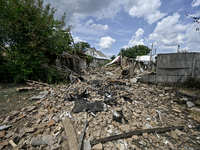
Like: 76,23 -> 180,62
135,55 -> 157,65
83,47 -> 110,67
135,55 -> 157,70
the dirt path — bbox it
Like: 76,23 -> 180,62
0,84 -> 42,119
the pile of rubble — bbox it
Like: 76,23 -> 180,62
0,65 -> 200,150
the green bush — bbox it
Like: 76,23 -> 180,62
0,64 -> 63,84
86,55 -> 93,66
183,76 -> 200,89
32,66 -> 63,84
97,60 -> 111,67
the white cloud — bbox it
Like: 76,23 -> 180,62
124,0 -> 166,24
85,19 -> 94,26
74,37 -> 85,43
146,11 -> 167,25
90,24 -> 109,31
44,0 -> 123,25
148,13 -> 188,52
45,0 -> 166,25
191,0 -> 200,7
184,23 -> 200,52
123,28 -> 145,48
85,19 -> 109,31
96,0 -> 123,20
96,36 -> 116,50
147,13 -> 200,53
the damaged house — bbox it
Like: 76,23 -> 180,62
135,55 -> 157,70
83,47 -> 110,67
55,52 -> 87,70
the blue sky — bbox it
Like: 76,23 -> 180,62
44,0 -> 200,57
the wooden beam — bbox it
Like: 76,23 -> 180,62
90,126 -> 184,146
77,120 -> 88,150
62,118 -> 78,150
63,65 -> 78,75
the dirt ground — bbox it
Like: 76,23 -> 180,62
0,84 -> 43,119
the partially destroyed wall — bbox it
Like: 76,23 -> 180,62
91,59 -> 109,67
195,54 -> 200,79
79,57 -> 87,69
140,53 -> 200,83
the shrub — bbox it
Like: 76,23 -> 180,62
86,55 -> 93,66
183,76 -> 200,89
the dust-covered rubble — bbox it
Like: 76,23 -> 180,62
0,65 -> 200,150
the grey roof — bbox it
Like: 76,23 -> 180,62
84,47 -> 110,60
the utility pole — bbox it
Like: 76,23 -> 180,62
177,45 -> 180,53
149,43 -> 153,71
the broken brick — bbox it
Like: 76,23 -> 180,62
17,114 -> 27,120
0,118 -> 4,122
0,141 -> 9,146
48,120 -> 55,128
25,128 -> 36,133
0,131 -> 5,138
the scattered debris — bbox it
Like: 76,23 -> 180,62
77,120 -> 88,150
112,110 -> 128,123
186,101 -> 195,107
130,78 -> 137,84
62,118 -> 78,150
9,140 -> 17,147
16,87 -> 35,92
29,91 -> 49,100
30,138 -> 46,146
0,125 -> 12,131
42,135 -> 57,146
1,64 -> 200,150
73,99 -> 107,113
59,111 -> 72,119
90,126 -> 184,145
70,90 -> 107,113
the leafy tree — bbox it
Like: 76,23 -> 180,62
74,42 -> 90,51
119,45 -> 151,59
0,0 -> 72,83
110,55 -> 116,60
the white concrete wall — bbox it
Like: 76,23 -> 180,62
90,58 -> 108,67
79,58 -> 87,69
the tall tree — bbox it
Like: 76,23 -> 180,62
74,41 -> 90,50
119,45 -> 151,59
110,55 -> 116,60
0,0 -> 72,83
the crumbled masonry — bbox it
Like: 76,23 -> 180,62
0,64 -> 200,150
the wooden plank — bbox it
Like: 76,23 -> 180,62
77,120 -> 88,150
63,65 -> 78,75
90,126 -> 184,146
9,140 -> 17,147
62,118 -> 78,150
